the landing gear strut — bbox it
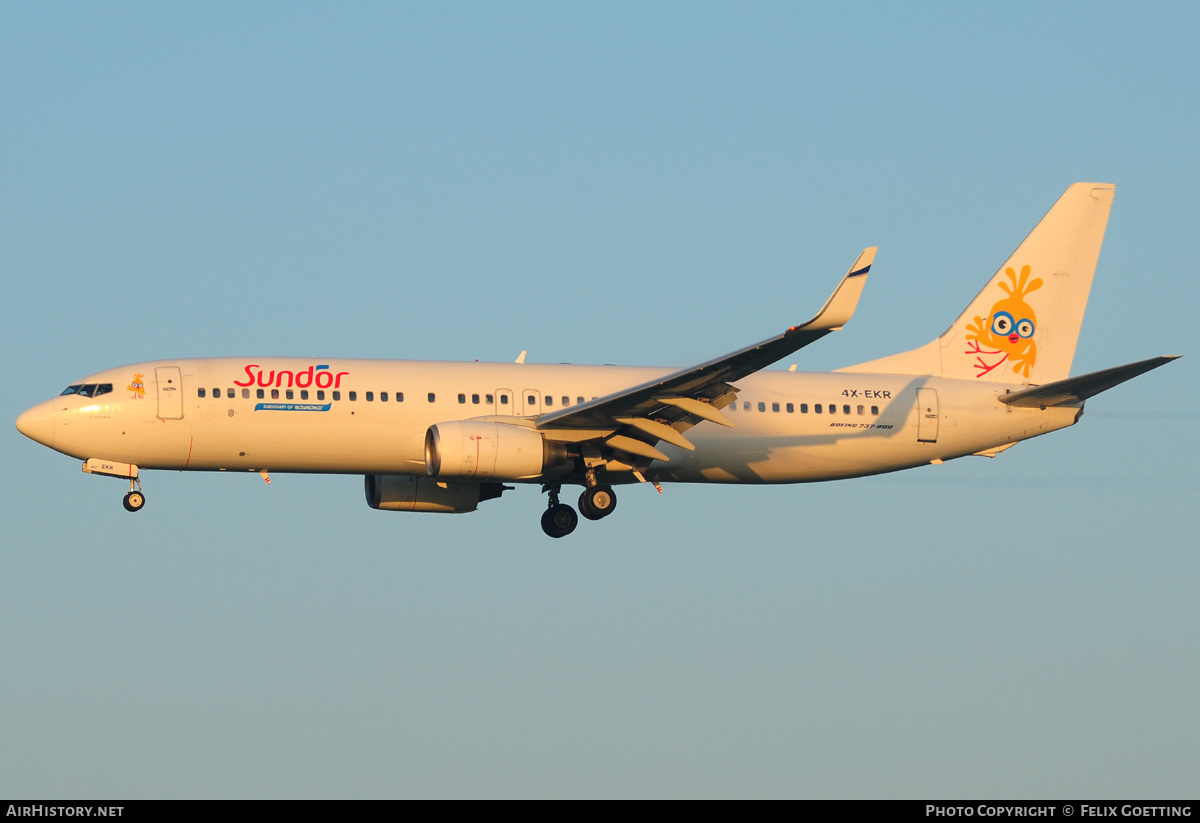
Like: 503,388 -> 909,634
578,484 -> 617,520
540,484 -> 577,538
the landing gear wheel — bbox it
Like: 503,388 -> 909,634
122,491 -> 145,512
541,503 -> 578,538
578,485 -> 617,521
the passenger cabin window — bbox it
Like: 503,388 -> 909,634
786,403 -> 794,413
829,404 -> 836,415
527,395 -> 536,405
381,392 -> 388,402
857,405 -> 864,415
286,390 -> 294,400
428,393 -> 436,403
871,405 -> 879,415
486,394 -> 494,404
366,391 -> 374,402
242,389 -> 250,399
472,394 -> 480,404
332,391 -> 341,401
198,388 -> 206,398
577,397 -> 585,405
815,404 -> 822,413
562,396 -> 569,406
317,390 -> 325,400
843,404 -> 851,414
396,392 -> 404,402
800,403 -> 808,413
545,396 -> 553,406
772,402 -> 780,412
458,394 -> 466,404
500,395 -> 508,405
300,390 -> 309,400
257,389 -> 265,399
348,391 -> 356,401
271,389 -> 280,400
743,401 -> 751,411
758,402 -> 766,412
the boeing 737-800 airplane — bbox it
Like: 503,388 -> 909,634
15,183 -> 1177,537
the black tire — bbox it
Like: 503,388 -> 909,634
123,491 -> 145,512
540,503 -> 578,538
579,485 -> 617,521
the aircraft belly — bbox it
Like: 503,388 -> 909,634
655,435 -> 875,484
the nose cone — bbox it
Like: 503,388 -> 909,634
16,400 -> 55,447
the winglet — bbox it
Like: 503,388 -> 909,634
797,247 -> 875,333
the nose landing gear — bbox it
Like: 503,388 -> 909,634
121,473 -> 146,512
82,459 -> 146,513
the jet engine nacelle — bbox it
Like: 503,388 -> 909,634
425,421 -> 569,480
364,474 -> 482,513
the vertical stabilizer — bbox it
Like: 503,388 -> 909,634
841,183 -> 1115,383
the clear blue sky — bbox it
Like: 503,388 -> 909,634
2,2 -> 1197,798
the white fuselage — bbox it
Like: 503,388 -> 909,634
20,357 -> 1080,484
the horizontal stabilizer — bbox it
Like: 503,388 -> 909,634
999,356 -> 1179,408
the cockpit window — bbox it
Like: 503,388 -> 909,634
60,383 -> 112,398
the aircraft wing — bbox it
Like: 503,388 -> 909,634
535,248 -> 875,461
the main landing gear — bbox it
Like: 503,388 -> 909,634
578,484 -> 617,520
540,483 -> 617,538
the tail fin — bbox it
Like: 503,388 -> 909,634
840,183 -> 1115,383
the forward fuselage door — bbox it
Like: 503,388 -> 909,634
156,366 -> 184,420
494,388 -> 514,415
521,389 -> 542,416
916,387 -> 939,443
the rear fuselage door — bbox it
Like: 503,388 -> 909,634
156,366 -> 184,419
916,387 -> 938,443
